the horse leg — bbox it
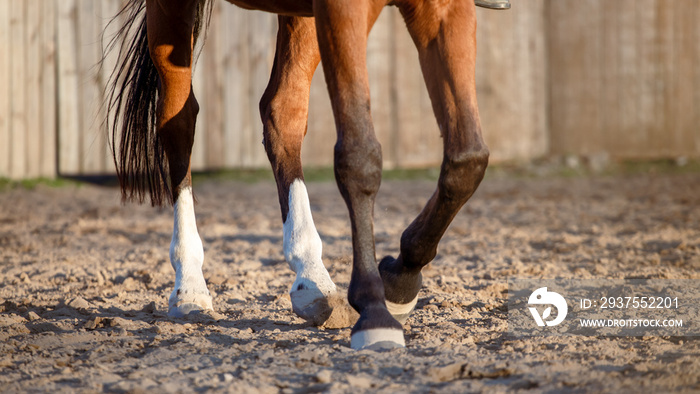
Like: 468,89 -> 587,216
314,0 -> 404,349
379,0 -> 489,322
147,0 -> 212,317
260,16 -> 339,325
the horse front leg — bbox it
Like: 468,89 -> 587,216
314,0 -> 404,349
260,16 -> 348,326
379,0 -> 489,322
147,0 -> 212,317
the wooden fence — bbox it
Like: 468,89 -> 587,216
0,0 -> 698,179
548,0 -> 700,158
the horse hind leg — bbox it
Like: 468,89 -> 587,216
146,0 -> 212,317
380,0 -> 489,322
260,16 -> 355,327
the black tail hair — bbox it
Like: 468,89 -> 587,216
102,0 -> 213,206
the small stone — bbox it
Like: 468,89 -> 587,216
429,362 -> 464,382
113,327 -> 128,336
66,297 -> 90,310
222,373 -> 234,383
19,273 -> 30,284
84,316 -> 104,330
315,370 -> 332,384
26,311 -> 41,321
121,277 -> 138,291
346,374 -> 372,388
150,324 -> 163,335
95,271 -> 105,286
108,317 -> 130,328
142,301 -> 157,314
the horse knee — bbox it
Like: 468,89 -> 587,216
334,120 -> 382,199
439,144 -> 489,203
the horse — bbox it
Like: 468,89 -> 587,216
105,0 -> 489,350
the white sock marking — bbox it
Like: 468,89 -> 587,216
169,187 -> 211,311
283,180 -> 336,296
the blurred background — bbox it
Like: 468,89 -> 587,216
0,0 -> 698,179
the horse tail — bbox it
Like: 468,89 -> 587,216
103,0 -> 213,206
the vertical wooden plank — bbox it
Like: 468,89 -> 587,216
477,0 -> 547,162
609,0 -> 635,155
0,0 -> 11,178
218,5 -> 235,168
304,65 -> 336,167
192,34 -> 207,171
655,0 -> 674,156
25,0 -> 42,178
221,6 -> 250,168
392,7 -> 441,168
514,0 -> 548,159
547,0 -> 604,157
367,9 -> 395,168
691,0 -> 700,156
244,11 -> 275,167
40,0 -> 57,178
9,0 -> 27,179
203,0 -> 225,170
99,0 -> 122,173
664,0 -> 696,157
77,0 -> 105,174
57,0 -> 81,174
636,0 -> 659,156
599,0 -> 620,157
223,7 -> 241,168
243,11 -> 260,168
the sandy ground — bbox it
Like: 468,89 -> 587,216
1,171 -> 699,393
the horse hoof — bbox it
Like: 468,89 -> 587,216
290,285 -> 358,328
168,289 -> 213,318
351,328 -> 406,350
290,283 -> 332,322
350,305 -> 405,350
